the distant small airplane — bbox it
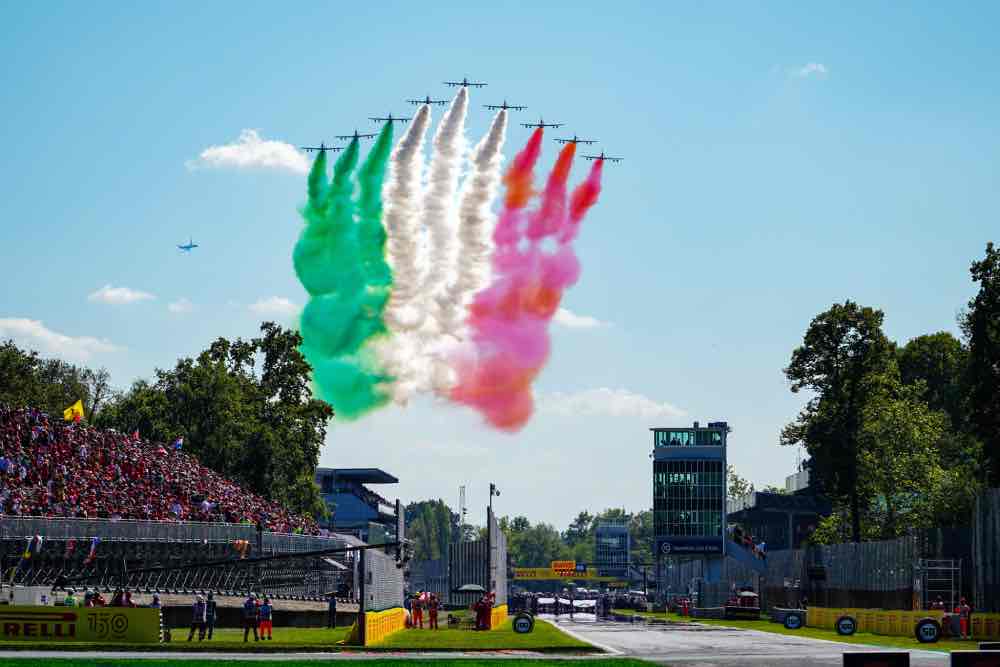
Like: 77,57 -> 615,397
177,238 -> 198,252
407,95 -> 448,106
555,135 -> 597,145
301,142 -> 344,153
582,151 -> 623,163
521,117 -> 564,129
335,129 -> 377,141
370,113 -> 411,125
484,100 -> 526,111
444,77 -> 487,88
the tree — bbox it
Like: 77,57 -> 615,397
962,242 -> 1000,485
897,332 -> 968,430
781,301 -> 896,542
564,511 -> 594,547
727,465 -> 753,500
406,499 -> 459,561
0,340 -> 99,418
98,323 -> 332,516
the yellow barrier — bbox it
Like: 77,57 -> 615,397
806,607 -> 950,638
489,604 -> 508,630
363,607 -> 407,646
0,606 -> 161,643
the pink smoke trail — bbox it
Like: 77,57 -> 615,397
450,142 -> 604,431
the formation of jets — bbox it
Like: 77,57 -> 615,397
444,77 -> 487,88
301,142 -> 344,154
407,95 -> 448,106
484,100 -> 526,111
370,113 -> 411,125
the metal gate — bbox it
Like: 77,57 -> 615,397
919,558 -> 961,610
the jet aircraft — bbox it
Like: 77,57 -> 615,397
336,129 -> 377,141
177,238 -> 199,252
582,151 -> 623,163
407,95 -> 448,106
555,135 -> 597,145
301,142 -> 344,153
444,77 -> 487,88
484,100 -> 526,111
370,113 -> 411,125
521,117 -> 564,129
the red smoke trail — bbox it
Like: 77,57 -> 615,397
450,142 -> 604,431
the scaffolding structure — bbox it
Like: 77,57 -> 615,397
919,558 -> 961,611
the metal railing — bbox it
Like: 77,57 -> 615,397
0,516 -> 346,552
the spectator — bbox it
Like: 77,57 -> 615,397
327,593 -> 337,629
188,595 -> 207,642
149,594 -> 161,609
63,589 -> 76,607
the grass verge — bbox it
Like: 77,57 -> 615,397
0,661 -> 648,667
378,619 -> 600,652
612,609 -> 975,653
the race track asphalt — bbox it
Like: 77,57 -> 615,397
547,614 -> 951,666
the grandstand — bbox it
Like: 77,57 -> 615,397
315,468 -> 401,543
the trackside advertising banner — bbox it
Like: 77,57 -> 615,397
0,606 -> 161,643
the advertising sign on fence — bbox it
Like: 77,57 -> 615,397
0,606 -> 161,643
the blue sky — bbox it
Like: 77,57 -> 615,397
2,2 -> 997,528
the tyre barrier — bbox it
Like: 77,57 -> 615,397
836,615 -> 858,636
914,617 -> 941,644
842,652 -> 909,666
512,612 -> 535,634
783,611 -> 804,630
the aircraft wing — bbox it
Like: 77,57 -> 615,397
510,105 -> 526,110
444,81 -> 461,86
470,82 -> 487,87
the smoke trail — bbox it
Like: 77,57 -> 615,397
449,144 -> 603,431
421,87 -> 469,333
294,133 -> 395,419
378,106 -> 433,401
430,110 -> 509,391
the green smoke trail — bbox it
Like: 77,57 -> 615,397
293,132 -> 395,419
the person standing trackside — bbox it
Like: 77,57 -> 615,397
205,593 -> 217,639
242,592 -> 260,642
259,597 -> 273,640
412,594 -> 424,629
327,593 -> 337,629
188,595 -> 207,642
428,594 -> 440,630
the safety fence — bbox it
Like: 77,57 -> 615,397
363,547 -> 404,612
974,489 -> 1000,612
361,607 -> 407,645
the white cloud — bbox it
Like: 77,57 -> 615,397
248,296 -> 299,317
0,318 -> 120,362
537,388 -> 686,419
794,62 -> 828,78
187,129 -> 310,174
554,307 -> 607,329
167,298 -> 194,315
87,284 -> 155,305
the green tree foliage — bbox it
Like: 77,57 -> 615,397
962,242 -> 1000,485
0,341 -> 112,418
727,465 -> 753,500
781,301 -> 896,543
405,499 -> 458,561
97,322 -> 332,517
897,332 -> 968,430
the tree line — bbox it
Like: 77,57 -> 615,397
781,242 -> 999,543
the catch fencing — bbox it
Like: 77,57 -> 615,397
363,547 -> 404,612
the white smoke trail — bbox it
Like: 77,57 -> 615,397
420,87 -> 469,336
429,110 -> 509,392
378,105 -> 431,402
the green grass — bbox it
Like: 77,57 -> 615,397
0,661 -> 650,667
0,627 -> 351,653
612,609 -> 976,653
378,619 -> 599,652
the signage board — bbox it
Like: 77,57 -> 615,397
0,606 -> 161,643
657,538 -> 723,555
513,567 -> 619,582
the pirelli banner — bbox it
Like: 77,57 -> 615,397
514,567 -> 620,582
0,606 -> 162,643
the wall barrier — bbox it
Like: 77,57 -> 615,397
362,607 -> 407,645
0,606 -> 162,643
488,604 -> 508,630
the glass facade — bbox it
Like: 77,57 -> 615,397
653,460 -> 724,538
653,429 -> 725,448
595,524 -> 630,576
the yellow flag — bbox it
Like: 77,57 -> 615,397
63,400 -> 84,422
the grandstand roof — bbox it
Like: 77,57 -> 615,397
317,468 -> 398,484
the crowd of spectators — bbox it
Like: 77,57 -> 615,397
0,405 -> 319,534
730,524 -> 766,560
